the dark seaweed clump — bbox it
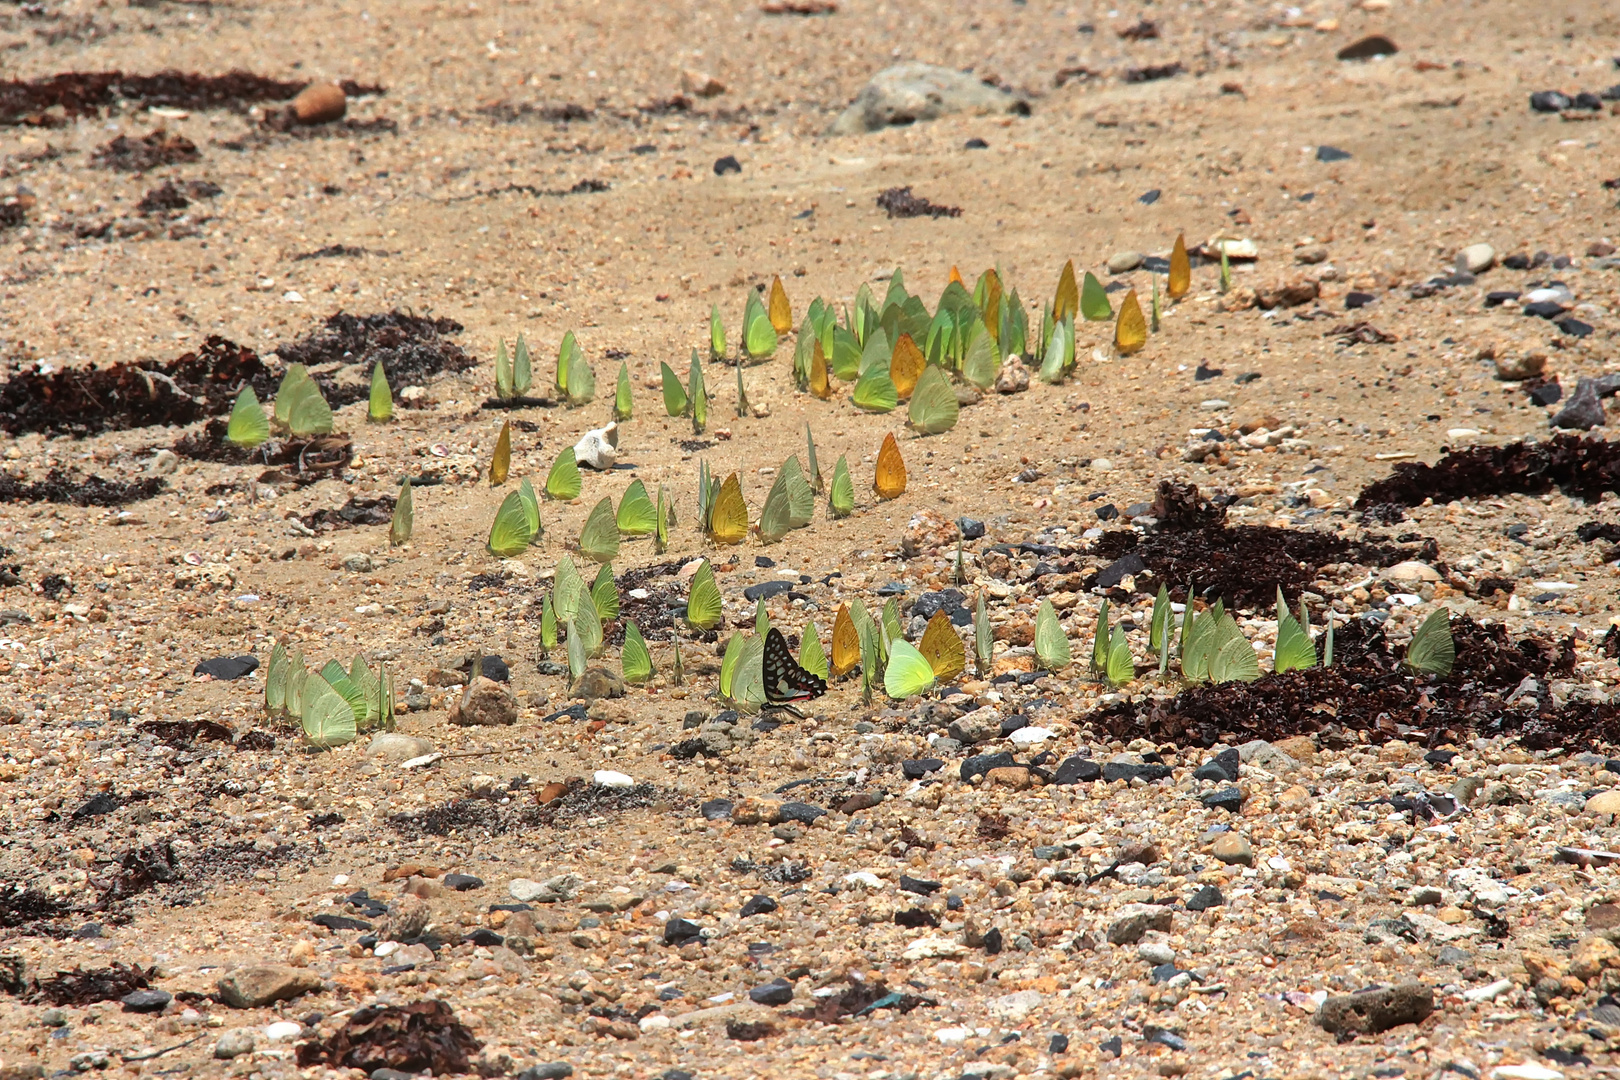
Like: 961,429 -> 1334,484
1079,616 -> 1600,749
275,311 -> 473,408
296,1001 -> 481,1074
1357,435 -> 1620,514
0,335 -> 273,437
0,471 -> 167,506
0,71 -> 384,128
875,186 -> 962,219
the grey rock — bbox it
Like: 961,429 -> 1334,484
449,676 -> 519,726
516,1066 -> 573,1080
1137,940 -> 1176,966
1494,351 -> 1546,381
148,449 -> 179,477
995,356 -> 1030,394
1201,786 -> 1245,813
1239,739 -> 1297,772
342,553 -> 374,573
378,896 -> 432,940
365,733 -> 435,763
572,668 -> 625,700
949,707 -> 1002,745
1315,983 -> 1433,1035
216,964 -> 323,1008
120,989 -> 171,1013
1451,776 -> 1485,805
829,62 -> 1027,135
510,873 -> 583,904
214,1031 -> 256,1060
1186,885 -> 1224,911
1107,903 -> 1173,944
748,977 -> 795,1006
1106,250 -> 1144,274
1553,377 -> 1607,430
1435,945 -> 1472,967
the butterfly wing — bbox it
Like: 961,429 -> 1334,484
852,368 -> 899,413
1034,599 -> 1072,671
918,611 -> 966,683
1115,289 -> 1148,354
1079,271 -> 1112,321
890,332 -> 925,400
591,563 -> 620,620
908,363 -> 960,435
661,362 -> 689,416
518,478 -> 541,541
368,361 -> 393,422
545,447 -> 582,500
615,362 -> 633,421
617,479 -> 657,535
708,474 -> 748,544
622,620 -> 653,683
763,627 -> 827,703
768,275 -> 792,334
687,560 -> 722,630
226,385 -> 270,448
1053,259 -> 1079,323
578,496 -> 620,563
830,604 -> 860,678
1404,608 -> 1454,675
391,477 -> 414,546
799,621 -> 829,681
490,419 -> 512,486
873,433 -> 906,500
829,455 -> 854,518
487,490 -> 534,557
883,640 -> 936,700
1168,233 -> 1191,299
513,333 -> 532,394
758,476 -> 792,543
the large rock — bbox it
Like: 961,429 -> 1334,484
448,676 -> 519,726
1316,983 -> 1433,1035
217,964 -> 323,1008
830,62 -> 1027,136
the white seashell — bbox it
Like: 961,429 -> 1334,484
574,423 -> 619,470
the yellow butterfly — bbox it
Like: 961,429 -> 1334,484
489,419 -> 511,486
874,432 -> 906,500
890,332 -> 925,400
918,610 -> 966,683
1115,288 -> 1147,355
830,603 -> 861,678
809,340 -> 832,400
1053,259 -> 1079,323
707,472 -> 749,544
768,275 -> 793,335
1168,233 -> 1190,300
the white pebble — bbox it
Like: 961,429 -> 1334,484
264,1021 -> 302,1042
594,769 -> 634,788
934,1027 -> 970,1046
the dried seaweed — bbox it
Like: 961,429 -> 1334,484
295,1001 -> 482,1074
1079,616 -> 1588,749
0,470 -> 167,506
137,719 -> 233,749
91,129 -> 199,172
1357,435 -> 1620,509
0,70 -> 307,127
275,311 -> 473,408
99,841 -> 179,904
1123,62 -> 1185,83
0,886 -> 75,932
875,186 -> 962,220
0,335 -> 273,437
171,418 -> 354,484
300,494 -> 395,531
31,963 -> 153,1006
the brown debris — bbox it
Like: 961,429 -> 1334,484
1330,321 -> 1399,345
295,1001 -> 483,1075
274,311 -> 473,408
90,129 -> 200,172
0,471 -> 167,507
30,963 -> 153,1006
875,187 -> 962,220
1356,435 -> 1620,509
760,0 -> 837,13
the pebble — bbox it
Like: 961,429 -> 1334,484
1493,1067 -> 1564,1080
1459,242 -> 1496,273
120,989 -> 171,1013
1186,884 -> 1224,911
263,1020 -> 303,1042
213,1031 -> 255,1060
1384,560 -> 1441,583
1211,832 -> 1254,865
829,61 -> 1027,135
1106,250 -> 1144,274
292,83 -> 347,124
448,677 -> 519,727
995,355 -> 1030,394
748,978 -> 795,1006
594,770 -> 634,788
1495,351 -> 1546,381
1316,982 -> 1433,1035
148,448 -> 179,476
1585,789 -> 1620,816
216,964 -> 323,1008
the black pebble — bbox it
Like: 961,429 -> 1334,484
983,927 -> 1003,954
312,913 -> 372,932
1424,749 -> 1457,766
777,802 -> 826,824
121,989 -> 172,1014
1100,1035 -> 1123,1057
1523,300 -> 1566,319
1530,90 -> 1574,112
1149,963 -> 1183,984
1345,290 -> 1375,309
1557,317 -> 1593,338
1574,92 -> 1604,110
749,978 -> 795,1006
1186,884 -> 1225,911
1138,188 -> 1161,204
542,703 -> 589,723
1316,145 -> 1352,162
998,714 -> 1029,735
700,799 -> 734,821
443,873 -> 484,891
754,556 -> 775,568
1101,761 -> 1172,783
1201,786 -> 1245,812
956,516 -> 986,539
660,1071 -> 694,1080
900,874 -> 941,895
713,155 -> 741,175
1053,757 -> 1102,784
1530,381 -> 1562,406
372,1070 -> 416,1080
664,918 -> 705,946
901,758 -> 943,779
1194,362 -> 1223,381
193,655 -> 259,680
1095,553 -> 1147,589
742,580 -> 792,602
1094,503 -> 1119,521
740,894 -> 778,917
466,655 -> 510,682
875,581 -> 907,596
72,792 -> 119,819
1234,372 -> 1261,385
463,928 -> 503,947
1483,290 -> 1521,307
964,137 -> 989,149
518,1071 -> 574,1080
1502,252 -> 1531,269
74,923 -> 103,939
1050,1034 -> 1070,1054
961,752 -> 1015,782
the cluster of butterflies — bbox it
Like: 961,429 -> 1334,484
263,642 -> 396,749
223,360 -> 391,449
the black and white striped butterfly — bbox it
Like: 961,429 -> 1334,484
763,627 -> 827,705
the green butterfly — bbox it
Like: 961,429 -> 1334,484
496,339 -> 514,399
1148,585 -> 1172,656
556,331 -> 580,396
283,649 -> 307,718
487,490 -> 535,557
368,362 -> 393,423
1000,285 -> 1028,357
557,556 -> 587,620
709,304 -> 726,361
1105,626 -> 1134,686
655,485 -> 670,555
1403,608 -> 1454,676
880,599 -> 904,657
301,673 -> 357,749
743,290 -> 777,360
1080,270 -> 1112,321
758,474 -> 792,543
1090,598 -> 1111,677
614,362 -> 633,421
974,592 -> 991,678
857,326 -> 890,378
617,479 -> 656,535
1181,600 -> 1226,682
852,367 -> 898,413
265,642 -> 288,716
513,333 -> 533,395
779,456 -> 814,528
884,639 -> 936,700
804,425 -> 823,493
226,385 -> 270,448
282,376 -> 333,437
565,350 -> 595,407
829,324 -> 862,380
1272,588 -> 1317,674
621,620 -> 653,684
591,563 -> 619,620
661,361 -> 689,417
792,318 -> 815,389
1039,314 -> 1073,384
517,478 -> 542,543
540,594 -> 558,653
1210,626 -> 1260,684
545,447 -> 582,501
907,363 -> 959,435
566,619 -> 587,682
828,455 -> 854,518
390,477 -> 413,546
735,362 -> 750,419
273,364 -> 309,426
961,319 -> 1000,390
577,496 -> 619,563
753,596 -> 770,638
573,591 -> 604,657
1035,599 -> 1071,671
719,633 -> 743,699
687,560 -> 721,630
799,621 -> 828,680
689,350 -> 708,434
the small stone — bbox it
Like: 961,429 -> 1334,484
995,355 -> 1030,394
1457,242 -> 1496,273
1315,982 -> 1433,1035
1201,786 -> 1246,813
1552,377 -> 1607,431
217,964 -> 323,1008
1106,250 -> 1144,274
442,873 -> 484,891
1316,145 -> 1352,162
1137,940 -> 1176,966
1569,935 -> 1620,981
594,770 -> 635,789
664,917 -> 705,946
1107,904 -> 1173,944
1186,885 -> 1224,911
740,894 -> 778,917
1587,902 -> 1620,930
1493,1067 -> 1564,1080
572,668 -> 626,700
1495,351 -> 1546,381
1294,244 -> 1329,265
573,424 -> 619,470
516,1065 -> 573,1080
1053,756 -> 1101,784
120,989 -> 171,1013
700,798 -> 734,821
956,517 -> 986,540
1588,791 -> 1620,817
193,655 -> 259,681
1255,278 -> 1320,309
213,1031 -> 255,1060
988,989 -> 1043,1020
1211,833 -> 1254,866
679,69 -> 726,98
1336,34 -> 1398,60
748,978 -> 794,1006
949,707 -> 1002,745
713,155 -> 742,176
985,766 -> 1032,790
366,733 -> 434,762
1384,560 -> 1441,583
829,61 -> 1027,135
1530,90 -> 1574,113
448,676 -> 519,726
293,83 -> 347,124
148,449 -> 179,476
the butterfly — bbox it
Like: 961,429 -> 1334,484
661,361 -> 689,416
1052,259 -> 1079,323
1115,288 -> 1147,355
1168,232 -> 1191,300
744,290 -> 778,360
226,385 -> 269,448
707,473 -> 748,544
768,275 -> 793,334
890,332 -> 925,400
368,362 -> 392,423
874,432 -> 906,500
830,603 -> 860,677
614,362 -> 633,421
763,627 -> 827,705
489,419 -> 511,486
390,477 -> 413,546
1079,270 -> 1112,321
